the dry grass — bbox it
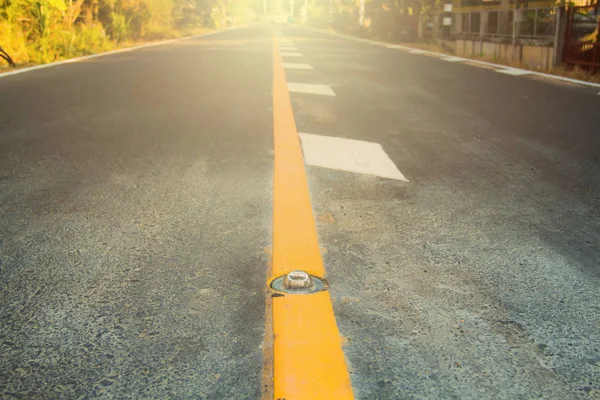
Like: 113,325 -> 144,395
550,65 -> 600,84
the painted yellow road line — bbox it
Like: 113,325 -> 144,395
270,36 -> 354,399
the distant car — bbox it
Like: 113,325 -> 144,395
272,12 -> 288,25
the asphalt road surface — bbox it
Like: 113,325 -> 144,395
1,24 -> 599,399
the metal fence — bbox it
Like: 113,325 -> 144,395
453,7 -> 557,44
564,4 -> 600,71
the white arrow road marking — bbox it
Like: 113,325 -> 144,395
298,133 -> 408,181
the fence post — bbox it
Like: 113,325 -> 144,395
553,6 -> 567,67
480,11 -> 487,54
442,3 -> 453,39
512,7 -> 519,61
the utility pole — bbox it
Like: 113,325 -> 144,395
359,0 -> 364,27
512,4 -> 520,61
305,0 -> 308,21
442,1 -> 452,39
553,5 -> 567,67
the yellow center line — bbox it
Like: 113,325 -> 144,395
268,35 -> 355,399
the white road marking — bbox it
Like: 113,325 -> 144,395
288,82 -> 335,96
281,52 -> 303,57
386,44 -> 410,50
409,49 -> 426,54
299,133 -> 408,181
496,68 -> 532,76
283,63 -> 314,70
441,56 -> 466,62
279,46 -> 298,51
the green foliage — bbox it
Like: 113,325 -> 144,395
110,11 -> 129,42
71,24 -> 112,54
0,0 -> 251,66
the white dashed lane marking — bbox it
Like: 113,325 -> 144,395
496,68 -> 532,76
283,63 -> 314,70
441,56 -> 466,62
281,52 -> 303,57
288,83 -> 335,96
408,49 -> 426,54
299,133 -> 408,181
386,44 -> 409,50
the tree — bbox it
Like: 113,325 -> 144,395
0,45 -> 15,65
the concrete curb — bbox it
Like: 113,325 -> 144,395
308,27 -> 600,90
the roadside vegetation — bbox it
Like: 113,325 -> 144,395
0,0 -> 256,67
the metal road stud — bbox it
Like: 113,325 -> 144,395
270,270 -> 326,294
283,270 -> 314,290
